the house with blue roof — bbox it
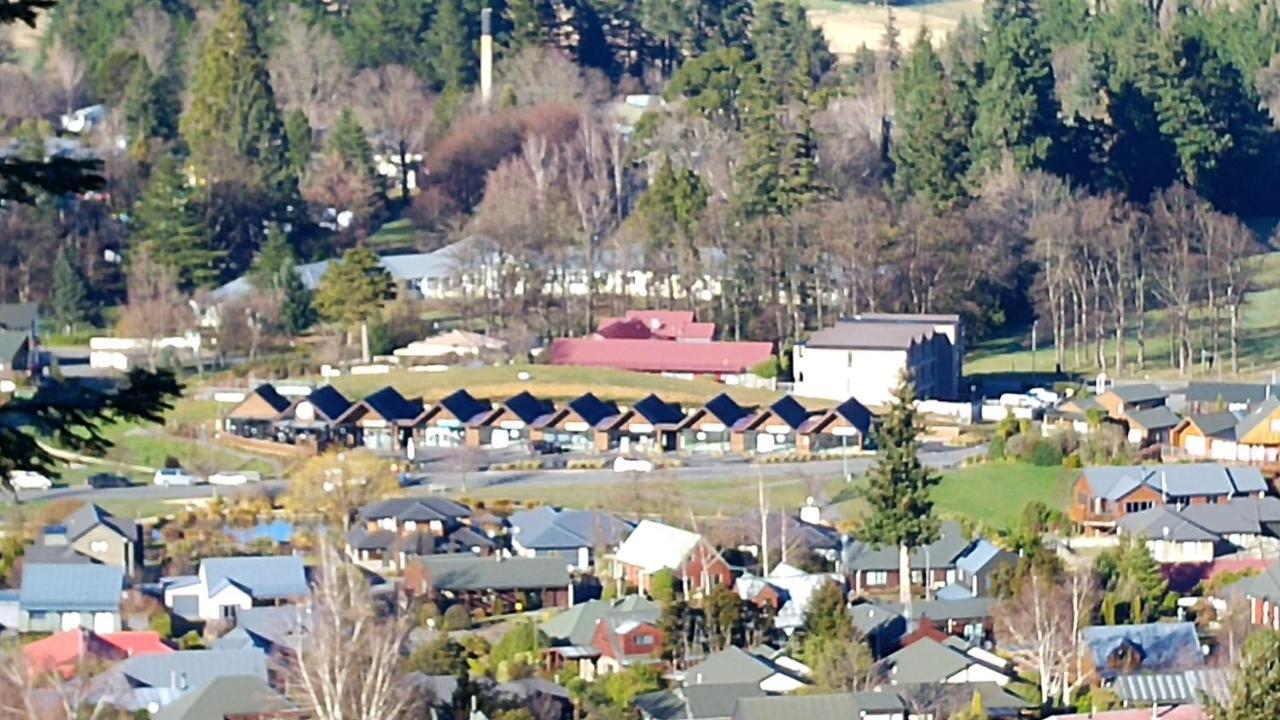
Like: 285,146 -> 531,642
508,506 -> 635,570
463,390 -> 554,450
1081,622 -> 1204,681
19,562 -> 124,633
735,396 -> 821,454
337,386 -> 427,452
1069,463 -> 1269,533
531,392 -> 623,452
162,555 -> 308,621
675,393 -> 757,453
796,396 -> 877,455
222,384 -> 293,440
273,385 -> 353,446
417,388 -> 493,448
601,393 -> 686,452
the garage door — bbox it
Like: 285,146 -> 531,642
1184,435 -> 1206,457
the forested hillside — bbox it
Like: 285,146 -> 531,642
2,0 -> 1279,375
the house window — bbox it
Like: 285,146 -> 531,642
635,635 -> 654,646
866,571 -> 888,586
911,570 -> 924,585
1124,501 -> 1155,514
220,605 -> 237,620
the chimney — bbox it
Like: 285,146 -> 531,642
480,8 -> 493,105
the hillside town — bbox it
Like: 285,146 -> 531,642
9,0 -> 1280,716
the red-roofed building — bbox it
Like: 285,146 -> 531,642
550,311 -> 773,380
23,629 -> 173,678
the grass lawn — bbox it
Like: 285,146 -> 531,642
928,462 -> 1073,530
966,251 -> 1280,379
804,0 -> 983,55
366,219 -> 425,252
330,364 -> 794,406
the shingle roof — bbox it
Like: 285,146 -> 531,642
703,393 -> 753,427
363,386 -> 426,423
152,674 -> 293,720
1127,406 -> 1182,431
358,497 -> 473,523
305,385 -> 352,422
877,637 -> 976,684
1180,412 -> 1241,438
567,392 -> 621,427
64,504 -> 138,543
119,648 -> 268,689
1233,397 -> 1280,440
632,394 -> 685,426
1186,381 -> 1278,406
502,391 -> 555,425
413,555 -> 570,591
1108,383 -> 1168,404
843,520 -> 972,571
0,330 -> 27,365
20,563 -> 122,612
200,556 -> 308,600
1082,464 -> 1267,501
0,303 -> 38,332
1117,507 -> 1220,543
1081,622 -> 1203,679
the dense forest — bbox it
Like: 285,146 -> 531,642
2,0 -> 1279,374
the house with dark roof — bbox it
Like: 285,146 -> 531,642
109,648 -> 269,707
152,674 -> 296,720
1098,383 -> 1170,420
1185,381 -> 1280,414
18,562 -> 124,633
338,386 -> 427,452
0,302 -> 39,335
586,614 -> 665,679
222,384 -> 293,439
796,396 -> 877,455
676,393 -> 756,453
542,595 -> 660,647
530,392 -> 623,452
1112,498 -> 1280,563
1174,397 -> 1280,465
272,385 -> 353,446
733,396 -> 819,455
163,555 -> 308,621
508,506 -> 634,570
417,388 -> 492,448
33,503 -> 142,572
402,555 -> 573,611
793,314 -> 963,405
682,646 -> 809,693
347,497 -> 476,571
213,605 -> 306,656
1080,622 -> 1203,681
1068,463 -> 1269,532
637,683 -> 768,720
1125,405 -> 1182,446
874,636 -> 1015,687
464,391 -> 553,450
0,303 -> 38,377
729,692 -> 915,720
0,330 -> 31,380
600,393 -> 686,452
1171,412 -> 1242,459
842,521 -> 1008,598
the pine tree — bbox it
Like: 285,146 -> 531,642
180,0 -> 293,193
284,108 -> 313,179
248,224 -> 297,292
893,27 -> 970,209
313,246 -> 394,326
505,0 -> 546,52
423,0 -> 475,91
970,0 -> 1063,178
281,262 -> 317,336
733,61 -> 785,219
862,373 -> 941,609
122,60 -> 179,148
131,154 -> 225,290
49,239 -> 90,334
1217,631 -> 1280,720
327,107 -> 376,181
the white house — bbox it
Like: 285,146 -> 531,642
163,556 -> 308,621
793,314 -> 964,406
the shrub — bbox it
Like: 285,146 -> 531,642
1028,440 -> 1064,466
148,612 -> 173,638
442,603 -> 472,631
987,435 -> 1006,461
1063,451 -> 1082,469
750,356 -> 782,379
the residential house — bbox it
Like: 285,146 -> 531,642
548,310 -> 774,382
29,503 -> 142,572
796,397 -> 876,455
952,540 -> 1017,597
1067,463 -> 1269,532
1110,668 -> 1231,708
1081,622 -> 1204,681
531,392 -> 623,452
889,596 -> 997,647
682,646 -> 808,693
0,302 -> 38,376
1125,406 -> 1182,446
637,683 -> 768,720
491,678 -> 573,720
677,393 -> 756,453
733,396 -> 818,455
163,555 -> 309,621
605,393 -> 685,452
19,563 -> 123,633
874,636 -> 1015,687
843,521 -> 1011,597
273,385 -> 353,446
23,629 -> 171,678
734,563 -> 842,635
1117,507 -> 1221,563
792,314 -> 963,405
222,384 -> 293,439
0,330 -> 30,380
727,693 -> 906,720
1185,381 -> 1279,414
465,391 -> 553,450
852,600 -> 909,659
1053,708 -> 1208,720
1114,498 -> 1280,563
393,329 -> 507,362
0,302 -> 40,336
1097,384 -> 1169,420
402,555 -> 573,611
1171,412 -> 1242,460
1208,397 -> 1280,464
106,648 -> 269,711
424,386 -> 494,443
612,520 -> 733,596
346,497 -> 475,571
542,595 -> 660,647
585,615 -> 665,679
153,675 -> 297,720
339,386 -> 427,451
507,506 -> 634,570
214,605 -> 306,656
1242,562 -> 1280,629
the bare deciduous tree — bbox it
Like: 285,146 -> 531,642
353,65 -> 434,199
116,247 -> 187,372
121,6 -> 174,74
46,39 -> 83,114
268,7 -> 350,129
996,564 -> 1096,706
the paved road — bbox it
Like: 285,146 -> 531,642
17,443 -> 984,505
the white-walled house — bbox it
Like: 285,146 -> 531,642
163,556 -> 308,621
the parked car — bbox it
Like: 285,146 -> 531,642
86,472 -> 131,489
208,470 -> 262,486
10,471 -> 52,490
153,468 -> 201,486
612,456 -> 654,473
531,440 -> 568,455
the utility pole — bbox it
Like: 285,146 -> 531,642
758,469 -> 770,576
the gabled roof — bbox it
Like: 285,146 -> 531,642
876,636 -> 982,684
702,393 -> 752,427
436,388 -> 492,424
20,563 -> 122,612
614,520 -> 703,574
23,630 -> 171,676
685,647 -> 775,686
1106,383 -> 1168,404
541,595 -> 660,646
200,556 -> 308,600
954,539 -> 1015,575
1081,464 -> 1267,501
0,302 -> 38,332
361,386 -> 426,423
152,675 -> 294,720
1112,667 -> 1232,707
63,503 -> 138,543
632,394 -> 685,426
1117,506 -> 1220,543
0,330 -> 27,364
1081,622 -> 1203,679
303,385 -> 352,422
502,391 -> 555,425
732,693 -> 895,720
1176,497 -> 1280,535
843,520 -> 972,571
251,384 -> 292,414
832,397 -> 874,433
568,392 -> 621,428
764,396 -> 810,430
119,648 -> 268,689
1233,396 -> 1280,440
885,596 -> 993,623
358,497 -> 473,523
509,507 -> 634,551
1179,412 -> 1241,438
1186,381 -> 1278,406
1127,406 -> 1182,431
1243,560 -> 1280,603
414,555 -> 570,591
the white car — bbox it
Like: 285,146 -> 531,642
10,471 -> 52,490
208,470 -> 262,486
153,468 -> 201,486
612,456 -> 654,473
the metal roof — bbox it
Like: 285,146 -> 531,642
1185,381 -> 1278,405
1180,411 -> 1241,438
304,385 -> 352,422
152,674 -> 293,720
502,391 -> 555,425
119,648 -> 267,689
1107,383 -> 1168,403
1112,668 -> 1232,706
567,392 -> 621,428
200,556 -> 308,600
362,386 -> 426,423
0,303 -> 38,332
703,393 -> 753,427
1126,406 -> 1182,431
413,555 -> 570,591
1084,464 -> 1268,501
358,497 -> 473,523
1233,397 -> 1280,440
438,388 -> 491,424
843,521 -> 972,571
1117,506 -> 1220,543
19,563 -> 123,612
0,330 -> 27,364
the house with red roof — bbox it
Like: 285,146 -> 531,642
24,629 -> 172,678
548,310 -> 773,381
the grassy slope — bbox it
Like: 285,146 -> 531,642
967,251 -> 1280,379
